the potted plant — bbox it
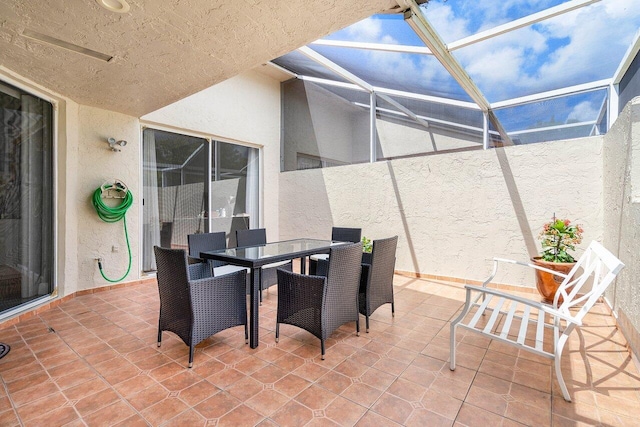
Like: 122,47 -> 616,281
532,216 -> 584,303
361,236 -> 373,264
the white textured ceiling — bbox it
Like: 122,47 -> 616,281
0,0 -> 399,116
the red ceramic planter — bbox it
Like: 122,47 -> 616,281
530,257 -> 576,304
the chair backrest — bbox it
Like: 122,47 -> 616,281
153,246 -> 192,320
556,241 -> 625,320
236,228 -> 267,248
324,242 -> 363,319
331,227 -> 362,243
188,231 -> 227,258
367,235 -> 398,300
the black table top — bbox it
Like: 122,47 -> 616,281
200,238 -> 347,268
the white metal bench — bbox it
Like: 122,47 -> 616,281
449,241 -> 625,402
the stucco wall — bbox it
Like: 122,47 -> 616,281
603,97 -> 640,360
279,137 -> 604,287
142,70 -> 281,240
76,107 -> 142,290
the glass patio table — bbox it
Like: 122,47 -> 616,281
201,238 -> 346,348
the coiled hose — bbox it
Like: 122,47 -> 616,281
91,186 -> 133,282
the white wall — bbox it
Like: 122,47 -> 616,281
279,137 -> 604,287
142,70 -> 281,240
76,107 -> 142,290
603,97 -> 640,360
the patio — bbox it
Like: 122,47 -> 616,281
1,273 -> 638,426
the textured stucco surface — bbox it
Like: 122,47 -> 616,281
142,70 -> 281,240
279,138 -> 604,287
76,106 -> 141,290
603,97 -> 640,359
0,0 -> 397,116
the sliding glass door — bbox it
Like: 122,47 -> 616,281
0,81 -> 54,315
142,128 -> 259,271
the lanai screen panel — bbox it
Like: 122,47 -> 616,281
375,95 -> 483,159
323,14 -> 426,47
494,89 -> 608,144
272,51 -> 350,83
422,0 -> 572,43
449,0 -> 640,103
281,79 -> 370,172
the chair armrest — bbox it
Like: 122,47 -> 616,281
189,270 -> 247,313
188,255 -> 205,264
492,257 -> 570,278
480,257 -> 570,288
464,284 -> 580,325
276,269 -> 326,316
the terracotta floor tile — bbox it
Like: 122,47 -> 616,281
140,397 -> 189,426
405,408 -> 454,427
295,384 -> 338,410
317,370 -> 353,395
246,389 -> 290,416
62,377 -> 109,401
194,391 -> 241,419
160,369 -> 201,392
0,409 -> 19,427
293,361 -> 330,382
178,380 -> 220,406
82,400 -> 136,427
251,363 -> 288,384
354,410 -> 403,426
111,374 -> 158,398
505,400 -> 551,427
10,380 -> 60,407
371,392 -> 414,424
15,392 -> 67,422
324,395 -> 367,426
273,373 -> 312,398
73,387 -> 121,417
420,389 -> 463,420
1,360 -> 45,383
161,408 -> 206,427
341,383 -> 383,408
217,404 -> 265,427
23,406 -> 80,427
386,377 -> 427,402
226,375 -> 263,401
271,400 -> 314,427
126,382 -> 170,411
1,276 -> 638,426
206,367 -> 246,389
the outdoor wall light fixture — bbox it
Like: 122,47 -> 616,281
107,138 -> 127,152
95,0 -> 130,14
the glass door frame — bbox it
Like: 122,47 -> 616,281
140,124 -> 261,270
0,74 -> 58,320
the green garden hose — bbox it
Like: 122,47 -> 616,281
91,184 -> 133,282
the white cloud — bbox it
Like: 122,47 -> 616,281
424,2 -> 470,43
346,17 -> 384,41
566,101 -> 599,123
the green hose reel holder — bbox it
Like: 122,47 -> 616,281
92,179 -> 133,283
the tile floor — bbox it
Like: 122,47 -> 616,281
0,275 -> 639,426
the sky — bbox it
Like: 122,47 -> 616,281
289,0 -> 640,130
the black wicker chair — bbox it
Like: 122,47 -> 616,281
235,228 -> 292,301
359,236 -> 398,332
309,227 -> 361,275
188,231 -> 248,275
154,246 -> 248,368
275,242 -> 362,360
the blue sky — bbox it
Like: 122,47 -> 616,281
298,0 -> 640,128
